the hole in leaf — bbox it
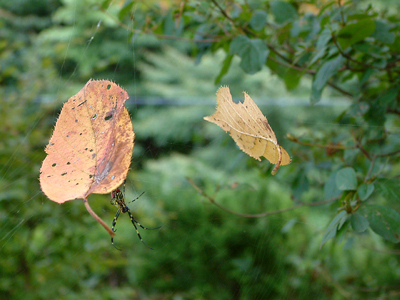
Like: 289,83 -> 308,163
61,172 -> 67,176
52,163 -> 57,167
92,114 -> 97,119
67,162 -> 71,165
107,84 -> 111,90
105,114 -> 113,121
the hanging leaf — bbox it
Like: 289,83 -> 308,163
320,210 -> 348,248
357,183 -> 374,201
336,167 -> 357,191
204,86 -> 291,174
375,178 -> 400,204
351,212 -> 369,233
360,205 -> 400,243
39,79 -> 134,203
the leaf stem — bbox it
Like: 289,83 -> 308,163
83,197 -> 115,237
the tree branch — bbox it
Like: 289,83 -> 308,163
187,178 -> 339,218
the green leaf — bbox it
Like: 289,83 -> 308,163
250,10 -> 268,31
336,220 -> 350,244
313,55 -> 344,91
324,171 -> 343,200
291,168 -> 309,200
316,28 -> 332,50
351,213 -> 369,233
389,36 -> 400,52
358,183 -> 374,201
230,36 -> 269,74
310,84 -> 323,104
372,20 -> 395,44
270,1 -> 297,24
321,211 -> 348,248
214,54 -> 233,85
375,178 -> 400,204
336,167 -> 357,191
360,205 -> 400,243
118,2 -> 135,21
379,87 -> 399,107
101,0 -> 112,9
284,68 -> 302,90
337,19 -> 376,49
364,102 -> 386,126
310,55 -> 344,104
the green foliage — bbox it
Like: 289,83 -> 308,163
2,0 -> 400,299
230,35 -> 269,74
336,167 -> 357,191
360,205 -> 400,243
111,0 -> 400,251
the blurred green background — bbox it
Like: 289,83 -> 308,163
1,0 -> 400,299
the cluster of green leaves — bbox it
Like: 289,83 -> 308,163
106,0 -> 400,248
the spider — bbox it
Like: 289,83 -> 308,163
110,183 -> 159,251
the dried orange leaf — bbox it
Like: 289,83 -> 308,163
40,79 -> 134,203
204,86 -> 291,174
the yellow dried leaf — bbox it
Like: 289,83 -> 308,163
39,79 -> 134,203
204,87 -> 291,174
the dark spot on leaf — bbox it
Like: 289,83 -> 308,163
77,100 -> 87,107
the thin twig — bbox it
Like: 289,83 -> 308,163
268,55 -> 353,97
365,156 -> 376,181
287,135 -> 356,150
83,197 -> 115,237
375,148 -> 400,157
187,178 -> 339,218
338,0 -> 346,26
331,34 -> 385,71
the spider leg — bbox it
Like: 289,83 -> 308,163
112,209 -> 121,233
127,191 -> 161,230
133,219 -> 162,231
127,210 -> 154,250
111,209 -> 122,251
126,191 -> 145,205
